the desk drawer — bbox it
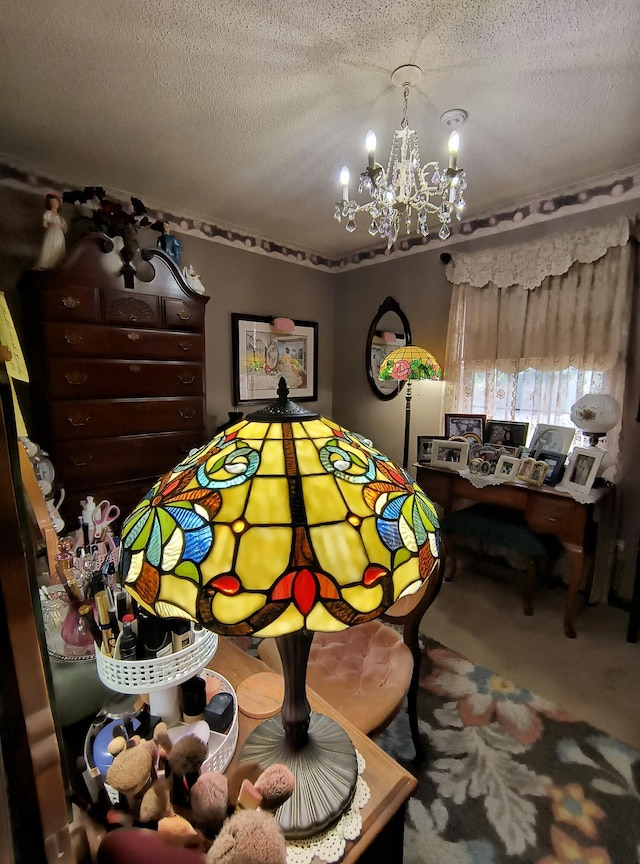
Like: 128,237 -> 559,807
44,321 -> 204,360
48,359 -> 203,398
51,397 -> 204,439
526,492 -> 585,542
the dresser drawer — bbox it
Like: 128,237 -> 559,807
164,298 -> 205,331
51,397 -> 204,440
41,283 -> 100,323
54,430 -> 206,486
44,321 -> 204,360
48,359 -> 203,398
104,289 -> 163,328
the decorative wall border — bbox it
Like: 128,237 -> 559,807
2,158 -> 639,273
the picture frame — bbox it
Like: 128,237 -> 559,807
529,424 -> 575,457
430,439 -> 469,470
516,457 -> 536,482
416,435 -> 447,465
232,313 -> 318,404
484,420 -> 529,448
536,450 -> 567,486
444,413 -> 486,441
558,447 -> 604,494
527,461 -> 549,487
495,455 -> 521,480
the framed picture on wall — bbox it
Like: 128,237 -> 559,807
232,313 -> 318,404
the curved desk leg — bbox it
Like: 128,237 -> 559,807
564,544 -> 584,639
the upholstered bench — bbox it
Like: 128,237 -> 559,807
440,503 -> 559,615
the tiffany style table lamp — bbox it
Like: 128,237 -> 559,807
378,345 -> 443,470
120,378 -> 440,838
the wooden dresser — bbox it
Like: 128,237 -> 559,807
21,235 -> 209,522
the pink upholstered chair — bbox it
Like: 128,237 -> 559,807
258,560 -> 443,761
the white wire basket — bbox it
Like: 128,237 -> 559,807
200,669 -> 238,775
95,628 -> 218,693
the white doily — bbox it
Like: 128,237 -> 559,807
554,484 -> 598,504
446,217 -> 630,290
286,751 -> 370,864
459,468 -> 508,488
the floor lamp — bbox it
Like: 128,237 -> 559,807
378,345 -> 443,470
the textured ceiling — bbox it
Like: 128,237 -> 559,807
1,0 -> 639,259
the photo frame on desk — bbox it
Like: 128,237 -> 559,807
484,420 -> 529,448
529,424 -> 575,457
536,450 -> 567,486
416,435 -> 446,465
431,439 -> 469,469
444,413 -> 486,441
232,313 -> 317,404
557,447 -> 604,494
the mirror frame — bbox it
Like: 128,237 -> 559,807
365,296 -> 412,401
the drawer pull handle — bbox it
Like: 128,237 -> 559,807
179,409 -> 197,419
129,364 -> 141,373
64,333 -> 82,345
67,415 -> 90,427
64,371 -> 88,385
179,341 -> 192,351
127,332 -> 140,341
177,310 -> 191,321
71,455 -> 93,467
179,374 -> 196,385
62,296 -> 80,309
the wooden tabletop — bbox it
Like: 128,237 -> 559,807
208,637 -> 417,863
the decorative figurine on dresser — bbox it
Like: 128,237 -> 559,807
20,234 -> 209,521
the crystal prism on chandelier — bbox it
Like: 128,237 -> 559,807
333,65 -> 468,248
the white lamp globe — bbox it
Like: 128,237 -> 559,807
570,394 -> 621,435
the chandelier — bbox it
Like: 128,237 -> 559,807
334,65 -> 468,248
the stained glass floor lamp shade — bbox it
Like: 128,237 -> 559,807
120,378 -> 440,838
378,345 -> 443,470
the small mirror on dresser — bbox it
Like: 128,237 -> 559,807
366,296 -> 411,400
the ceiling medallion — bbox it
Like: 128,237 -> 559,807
334,64 -> 468,248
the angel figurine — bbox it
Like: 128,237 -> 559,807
35,193 -> 67,269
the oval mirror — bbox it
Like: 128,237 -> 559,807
366,296 -> 412,400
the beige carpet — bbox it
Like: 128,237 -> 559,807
421,553 -> 640,750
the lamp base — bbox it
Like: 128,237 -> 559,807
238,710 -> 358,839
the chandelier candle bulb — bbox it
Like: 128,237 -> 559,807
448,131 -> 459,171
340,165 -> 350,202
366,130 -> 376,169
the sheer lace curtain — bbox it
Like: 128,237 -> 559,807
443,219 -> 633,478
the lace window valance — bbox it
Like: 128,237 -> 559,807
445,218 -> 631,290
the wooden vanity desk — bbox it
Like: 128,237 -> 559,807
414,463 -> 612,638
209,637 -> 416,864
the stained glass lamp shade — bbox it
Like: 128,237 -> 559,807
378,345 -> 443,470
120,379 -> 440,838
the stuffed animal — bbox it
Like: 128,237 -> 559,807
100,722 -> 293,864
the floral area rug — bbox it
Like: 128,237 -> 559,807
377,639 -> 640,864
